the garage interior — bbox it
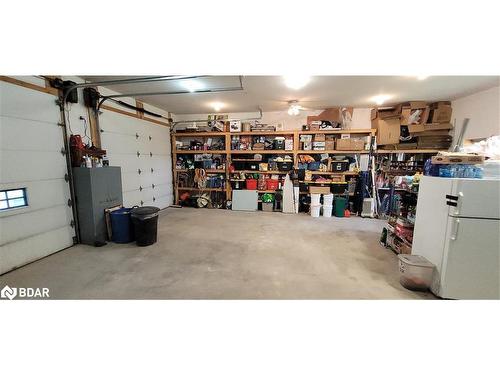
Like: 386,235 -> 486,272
1,75 -> 499,299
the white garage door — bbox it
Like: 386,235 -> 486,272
0,81 -> 75,274
99,110 -> 173,209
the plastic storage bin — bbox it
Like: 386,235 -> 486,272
310,193 -> 321,206
266,179 -> 279,190
322,205 -> 333,217
323,194 -> 334,206
110,207 -> 134,243
310,205 -> 321,217
246,179 -> 257,190
398,254 -> 435,291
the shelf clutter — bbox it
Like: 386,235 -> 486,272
170,109 -> 449,215
372,101 -> 453,151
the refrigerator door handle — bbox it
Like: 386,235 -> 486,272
450,218 -> 460,241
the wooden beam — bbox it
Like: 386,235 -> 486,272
0,75 -> 58,96
100,104 -> 170,127
135,100 -> 144,119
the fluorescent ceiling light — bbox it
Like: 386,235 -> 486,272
416,75 -> 429,80
211,102 -> 224,111
283,75 -> 311,90
371,95 -> 392,105
182,80 -> 204,92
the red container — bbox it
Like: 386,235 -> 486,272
266,179 -> 279,190
246,179 -> 257,190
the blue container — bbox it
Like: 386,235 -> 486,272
110,207 -> 135,243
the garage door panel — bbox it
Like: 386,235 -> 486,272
1,204 -> 73,245
0,81 -> 75,274
121,171 -> 141,193
1,149 -> 67,183
123,190 -> 142,207
0,179 -> 71,214
98,108 -> 173,210
101,131 -> 138,153
0,226 -> 73,274
0,82 -> 59,123
0,116 -> 62,152
107,153 -> 140,173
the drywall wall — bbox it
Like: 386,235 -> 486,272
452,85 -> 500,140
173,108 -> 372,130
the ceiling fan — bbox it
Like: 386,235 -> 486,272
285,100 -> 316,116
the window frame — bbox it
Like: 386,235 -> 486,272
0,188 -> 29,211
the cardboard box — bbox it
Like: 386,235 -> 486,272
371,105 -> 402,120
401,106 -> 429,126
229,120 -> 242,132
407,123 -> 425,133
430,101 -> 451,108
428,105 -> 452,123
372,117 -> 401,145
410,129 -> 450,137
325,140 -> 335,150
309,186 -> 331,194
431,154 -> 485,165
314,133 -> 326,142
424,123 -> 453,131
336,138 -> 365,150
307,107 -> 353,125
309,123 -> 320,131
313,141 -> 326,150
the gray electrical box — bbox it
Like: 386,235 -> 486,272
72,167 -> 123,246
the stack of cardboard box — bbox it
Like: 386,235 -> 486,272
371,101 -> 453,149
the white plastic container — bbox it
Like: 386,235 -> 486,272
323,194 -> 334,206
398,254 -> 435,291
310,205 -> 321,217
310,194 -> 321,206
322,205 -> 333,217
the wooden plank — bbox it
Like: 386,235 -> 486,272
173,131 -> 227,137
100,104 -> 170,127
298,129 -> 375,135
175,150 -> 228,154
296,150 -> 369,154
0,75 -> 58,96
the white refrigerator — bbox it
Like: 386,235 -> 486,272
412,176 -> 500,299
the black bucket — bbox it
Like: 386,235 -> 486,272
130,206 -> 160,246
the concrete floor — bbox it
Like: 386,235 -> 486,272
0,208 -> 434,299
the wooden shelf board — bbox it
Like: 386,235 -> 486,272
175,150 -> 226,154
297,150 -> 369,154
230,150 -> 294,154
309,171 -> 358,175
177,187 -> 225,191
174,169 -> 225,173
231,131 -> 295,136
298,129 -> 375,135
231,170 -> 288,174
375,149 -> 445,154
173,132 -> 226,137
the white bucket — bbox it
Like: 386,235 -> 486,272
322,205 -> 333,217
310,205 -> 321,218
323,194 -> 334,206
310,194 -> 321,206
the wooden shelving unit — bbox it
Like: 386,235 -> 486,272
171,129 -> 446,208
171,129 -> 378,205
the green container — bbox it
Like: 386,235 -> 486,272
334,197 -> 347,217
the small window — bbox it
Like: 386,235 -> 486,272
0,188 -> 28,210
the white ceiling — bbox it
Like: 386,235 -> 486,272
82,76 -> 499,114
